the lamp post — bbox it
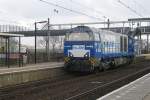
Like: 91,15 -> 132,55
47,18 -> 50,61
107,19 -> 110,29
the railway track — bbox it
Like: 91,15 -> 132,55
0,61 -> 150,100
66,66 -> 150,100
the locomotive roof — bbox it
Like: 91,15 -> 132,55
69,26 -> 127,37
69,26 -> 93,33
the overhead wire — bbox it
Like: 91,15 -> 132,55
68,0 -> 107,19
46,0 -> 108,20
39,0 -> 103,21
133,0 -> 150,15
117,0 -> 143,17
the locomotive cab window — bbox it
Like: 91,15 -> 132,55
66,32 -> 92,41
124,37 -> 128,52
94,33 -> 100,41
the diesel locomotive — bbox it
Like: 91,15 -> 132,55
64,26 -> 134,72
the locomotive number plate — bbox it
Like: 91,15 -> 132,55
73,45 -> 85,50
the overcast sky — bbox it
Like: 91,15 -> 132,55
0,0 -> 149,27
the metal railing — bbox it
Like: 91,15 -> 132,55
0,25 -> 32,33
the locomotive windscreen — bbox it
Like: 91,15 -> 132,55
66,32 -> 92,41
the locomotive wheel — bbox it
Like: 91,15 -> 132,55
110,60 -> 116,68
101,62 -> 111,71
94,67 -> 99,73
128,57 -> 134,64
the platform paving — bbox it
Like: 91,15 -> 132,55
97,73 -> 150,100
0,62 -> 63,74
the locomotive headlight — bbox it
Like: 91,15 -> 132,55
84,52 -> 90,58
85,54 -> 88,57
70,54 -> 73,57
69,52 -> 74,57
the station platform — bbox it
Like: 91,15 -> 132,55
0,62 -> 64,88
134,54 -> 150,63
97,73 -> 150,100
0,62 -> 63,74
136,54 -> 150,60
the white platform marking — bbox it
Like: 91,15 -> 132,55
97,73 -> 150,100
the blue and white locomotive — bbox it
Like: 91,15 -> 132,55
64,26 -> 134,72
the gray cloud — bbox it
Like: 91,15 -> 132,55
0,0 -> 149,26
